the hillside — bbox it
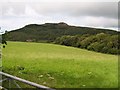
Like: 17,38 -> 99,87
2,42 -> 118,88
6,22 -> 118,42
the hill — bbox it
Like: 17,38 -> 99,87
6,22 -> 118,42
2,41 -> 118,88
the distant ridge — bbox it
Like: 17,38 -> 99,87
7,22 -> 118,42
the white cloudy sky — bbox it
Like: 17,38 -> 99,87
0,0 -> 119,32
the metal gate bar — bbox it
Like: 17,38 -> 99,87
0,71 -> 54,90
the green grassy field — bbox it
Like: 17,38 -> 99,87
2,41 -> 118,88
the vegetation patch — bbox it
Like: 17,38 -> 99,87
2,42 -> 118,88
54,33 -> 119,55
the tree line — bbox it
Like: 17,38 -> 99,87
54,33 -> 120,55
5,23 -> 119,55
7,23 -> 118,42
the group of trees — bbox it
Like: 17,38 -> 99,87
6,23 -> 119,55
7,23 -> 118,42
54,33 -> 120,55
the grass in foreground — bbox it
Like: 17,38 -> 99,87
2,41 -> 118,88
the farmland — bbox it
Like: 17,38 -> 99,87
2,41 -> 118,88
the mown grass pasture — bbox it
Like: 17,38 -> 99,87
2,41 -> 118,88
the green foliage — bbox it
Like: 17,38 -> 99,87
1,31 -> 7,48
80,36 -> 96,48
87,42 -> 104,52
7,23 -> 118,42
3,42 -> 118,88
6,23 -> 119,54
54,33 -> 119,55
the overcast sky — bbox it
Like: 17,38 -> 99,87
0,0 -> 119,32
